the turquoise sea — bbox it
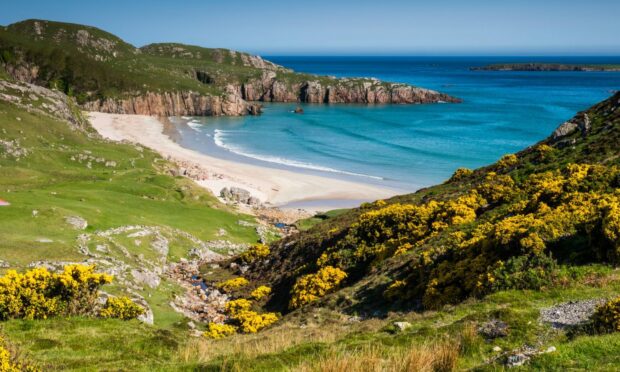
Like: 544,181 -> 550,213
170,57 -> 620,194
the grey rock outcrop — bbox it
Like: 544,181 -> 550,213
220,187 -> 260,206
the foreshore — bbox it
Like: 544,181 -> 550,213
87,112 -> 397,213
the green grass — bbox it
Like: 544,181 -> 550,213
0,100 -> 258,268
0,83 -> 259,334
0,263 -> 599,371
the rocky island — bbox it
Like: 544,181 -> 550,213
472,63 -> 620,72
0,20 -> 460,117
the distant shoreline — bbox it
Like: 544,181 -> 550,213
472,63 -> 620,72
87,112 -> 397,212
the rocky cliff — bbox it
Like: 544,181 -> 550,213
82,89 -> 261,117
238,71 -> 460,104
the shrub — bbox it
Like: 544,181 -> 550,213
240,244 -> 270,263
0,265 -> 112,320
497,154 -> 519,169
592,297 -> 620,333
203,323 -> 237,339
99,296 -> 144,320
233,311 -> 278,333
450,167 -> 473,181
383,280 -> 407,300
250,286 -> 271,300
289,266 -> 347,309
480,254 -> 558,293
216,277 -> 249,292
224,299 -> 252,316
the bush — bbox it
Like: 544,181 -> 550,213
99,297 -> 145,320
239,244 -> 270,263
289,266 -> 347,309
450,167 -> 473,181
592,297 -> 620,333
216,277 -> 249,292
0,265 -> 112,320
250,286 -> 271,300
233,311 -> 278,333
203,323 -> 237,339
224,299 -> 252,316
483,254 -> 558,293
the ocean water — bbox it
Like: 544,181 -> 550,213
170,56 -> 620,193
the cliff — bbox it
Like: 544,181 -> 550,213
0,19 -> 460,117
238,71 -> 460,104
82,89 -> 262,116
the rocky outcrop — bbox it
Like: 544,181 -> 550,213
238,72 -> 460,105
82,89 -> 262,117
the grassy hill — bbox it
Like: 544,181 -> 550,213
0,19 -> 458,113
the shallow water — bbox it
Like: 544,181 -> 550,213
170,56 -> 620,193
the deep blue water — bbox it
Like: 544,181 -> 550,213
172,56 -> 620,193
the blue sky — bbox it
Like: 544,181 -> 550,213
1,0 -> 619,55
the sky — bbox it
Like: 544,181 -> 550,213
1,0 -> 619,56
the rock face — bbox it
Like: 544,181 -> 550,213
238,72 -> 461,105
552,113 -> 591,141
82,89 -> 262,117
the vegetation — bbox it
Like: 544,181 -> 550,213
99,297 -> 145,320
2,18 -> 620,370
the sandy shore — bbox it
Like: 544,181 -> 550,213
87,112 -> 396,211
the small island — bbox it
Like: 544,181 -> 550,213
471,63 -> 620,72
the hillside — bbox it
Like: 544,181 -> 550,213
246,91 -> 620,314
1,66 -> 620,370
0,19 -> 460,117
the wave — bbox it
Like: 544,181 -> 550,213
213,129 -> 384,180
187,120 -> 203,132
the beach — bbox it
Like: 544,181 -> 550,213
87,112 -> 397,212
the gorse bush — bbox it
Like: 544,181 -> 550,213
203,323 -> 237,339
284,161 -> 620,310
99,297 -> 145,320
0,335 -> 38,372
240,244 -> 270,263
290,266 -> 347,309
216,277 -> 249,292
250,286 -> 271,300
0,265 -> 112,320
225,299 -> 252,316
592,297 -> 620,333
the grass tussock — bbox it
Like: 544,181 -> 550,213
295,340 -> 460,372
179,325 -> 339,363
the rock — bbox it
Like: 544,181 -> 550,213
294,106 -> 304,114
65,215 -> 88,230
0,260 -> 9,268
506,353 -> 529,367
393,321 -> 412,331
552,113 -> 590,141
478,319 -> 509,339
131,269 -> 161,289
220,187 -> 260,206
540,299 -> 605,329
544,346 -> 556,353
492,346 -> 502,352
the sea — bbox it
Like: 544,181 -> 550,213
169,56 -> 620,194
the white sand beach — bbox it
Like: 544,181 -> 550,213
87,112 -> 397,211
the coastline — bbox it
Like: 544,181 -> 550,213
87,112 -> 398,212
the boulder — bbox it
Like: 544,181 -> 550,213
65,215 -> 88,230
